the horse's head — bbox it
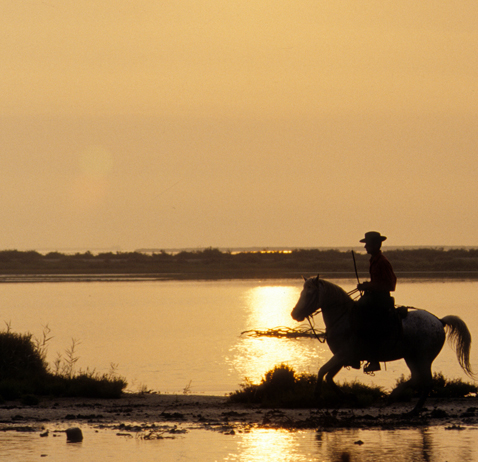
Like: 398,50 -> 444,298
291,275 -> 321,322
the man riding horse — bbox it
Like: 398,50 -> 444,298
355,231 -> 400,373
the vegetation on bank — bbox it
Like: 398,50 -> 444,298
0,327 -> 127,403
229,364 -> 477,408
2,327 -> 475,407
0,247 -> 478,280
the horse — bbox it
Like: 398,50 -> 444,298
291,275 -> 475,414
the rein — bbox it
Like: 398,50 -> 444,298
347,287 -> 360,298
306,315 -> 326,343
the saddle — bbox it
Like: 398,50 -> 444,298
352,295 -> 404,360
396,305 -> 409,319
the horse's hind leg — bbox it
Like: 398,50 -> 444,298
411,366 -> 433,415
389,359 -> 433,415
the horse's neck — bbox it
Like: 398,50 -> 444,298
320,281 -> 354,328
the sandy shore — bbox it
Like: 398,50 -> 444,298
1,393 -> 478,436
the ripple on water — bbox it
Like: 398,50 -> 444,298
2,424 -> 478,462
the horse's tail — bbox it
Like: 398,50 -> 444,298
441,315 -> 476,380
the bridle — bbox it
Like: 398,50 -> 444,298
304,276 -> 325,343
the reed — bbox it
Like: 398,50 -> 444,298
241,325 -> 326,339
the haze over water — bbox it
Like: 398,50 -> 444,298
2,2 -> 478,252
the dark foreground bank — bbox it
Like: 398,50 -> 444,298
1,393 -> 478,435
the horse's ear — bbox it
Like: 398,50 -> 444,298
315,274 -> 320,285
302,275 -> 307,281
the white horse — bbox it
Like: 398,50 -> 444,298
291,276 -> 475,413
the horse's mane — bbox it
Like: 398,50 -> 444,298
319,279 -> 354,306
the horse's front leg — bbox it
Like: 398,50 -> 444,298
315,355 -> 345,399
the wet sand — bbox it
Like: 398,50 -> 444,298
1,393 -> 478,436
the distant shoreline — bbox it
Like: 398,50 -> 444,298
1,248 -> 478,281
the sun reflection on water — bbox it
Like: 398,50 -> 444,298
245,285 -> 300,328
227,428 -> 314,462
228,285 -> 328,385
2,424 -> 478,462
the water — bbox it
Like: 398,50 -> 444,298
2,278 -> 477,393
1,278 -> 478,460
3,425 -> 478,461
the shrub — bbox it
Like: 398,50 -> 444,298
0,330 -> 48,380
0,328 -> 127,402
229,364 -> 384,408
430,372 -> 477,397
392,372 -> 477,400
233,365 -> 476,409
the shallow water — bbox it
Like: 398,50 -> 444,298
2,278 -> 477,394
1,278 -> 478,460
2,424 -> 478,461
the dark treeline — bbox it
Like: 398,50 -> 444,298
0,247 -> 478,280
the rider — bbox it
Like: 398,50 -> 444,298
356,231 -> 397,373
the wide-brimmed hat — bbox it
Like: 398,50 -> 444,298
360,231 -> 387,244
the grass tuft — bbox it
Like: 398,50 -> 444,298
230,364 -> 476,408
393,372 -> 477,400
0,328 -> 127,402
229,364 -> 385,408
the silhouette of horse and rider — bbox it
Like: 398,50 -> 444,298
291,231 -> 474,413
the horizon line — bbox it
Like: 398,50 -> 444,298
11,244 -> 478,255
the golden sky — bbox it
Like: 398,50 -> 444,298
1,1 -> 477,250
